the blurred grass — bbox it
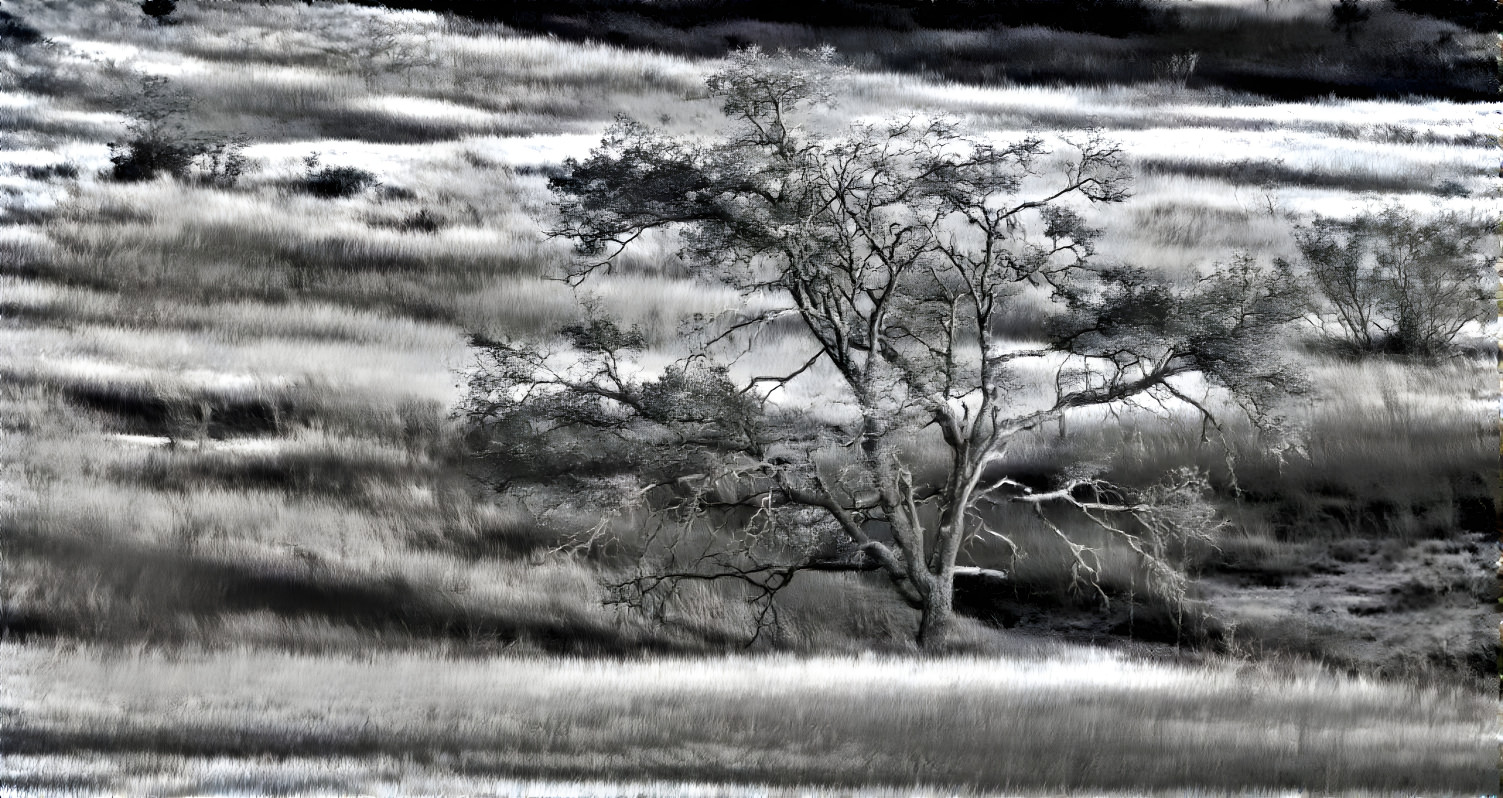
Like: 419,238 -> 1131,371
1,644 -> 1492,794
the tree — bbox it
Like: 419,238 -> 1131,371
1283,206 -> 1493,358
463,48 -> 1302,649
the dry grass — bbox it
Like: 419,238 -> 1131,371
1,644 -> 1492,795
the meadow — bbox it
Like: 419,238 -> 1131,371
0,0 -> 1495,793
2,644 -> 1494,794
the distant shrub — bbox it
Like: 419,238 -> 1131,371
1153,51 -> 1199,88
1283,206 -> 1494,358
1432,179 -> 1469,198
302,156 -> 380,198
195,135 -> 252,189
447,0 -> 1167,39
1329,0 -> 1371,42
108,137 -> 194,182
20,162 -> 78,181
108,77 -> 253,187
140,0 -> 177,24
398,209 -> 444,233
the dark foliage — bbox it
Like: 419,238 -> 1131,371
108,76 -> 251,186
304,163 -> 381,198
0,8 -> 42,46
140,0 -> 177,23
1329,0 -> 1372,42
397,208 -> 444,233
109,137 -> 196,182
19,162 -> 78,181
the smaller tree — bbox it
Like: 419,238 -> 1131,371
1283,206 -> 1493,358
108,75 -> 195,182
108,76 -> 250,186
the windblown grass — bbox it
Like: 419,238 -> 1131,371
1,644 -> 1492,795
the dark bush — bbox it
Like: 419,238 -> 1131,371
304,164 -> 381,198
195,135 -> 251,189
109,136 -> 197,182
19,163 -> 78,181
108,77 -> 253,187
0,9 -> 43,47
140,0 -> 177,23
397,209 -> 444,233
1329,0 -> 1372,42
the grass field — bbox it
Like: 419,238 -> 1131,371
2,643 -> 1494,795
0,0 -> 1495,793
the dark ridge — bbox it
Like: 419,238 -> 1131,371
0,8 -> 43,47
952,564 -> 1224,647
3,535 -> 705,655
355,0 -> 1167,38
56,382 -> 295,438
1135,157 -> 1445,194
1189,64 -> 1497,103
113,449 -> 432,496
338,0 -> 1492,101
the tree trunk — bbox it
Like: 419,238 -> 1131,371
915,576 -> 956,650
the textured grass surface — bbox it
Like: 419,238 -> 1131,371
2,644 -> 1493,795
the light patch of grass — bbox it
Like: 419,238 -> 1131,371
0,644 -> 1490,794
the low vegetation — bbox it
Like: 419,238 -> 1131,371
2,644 -> 1493,795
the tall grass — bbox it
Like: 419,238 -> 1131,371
2,644 -> 1492,794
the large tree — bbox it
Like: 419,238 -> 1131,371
464,48 -> 1301,648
